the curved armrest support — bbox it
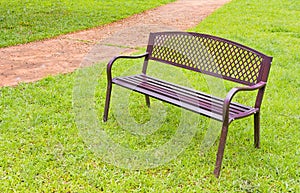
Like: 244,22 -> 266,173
107,52 -> 149,81
223,81 -> 266,122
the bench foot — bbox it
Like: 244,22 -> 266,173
103,83 -> 112,122
254,112 -> 260,148
214,123 -> 229,178
145,95 -> 150,107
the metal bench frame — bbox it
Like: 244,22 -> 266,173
103,32 -> 272,177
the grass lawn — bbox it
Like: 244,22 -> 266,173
0,0 -> 175,48
0,0 -> 299,192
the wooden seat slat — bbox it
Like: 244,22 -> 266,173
114,74 -> 256,120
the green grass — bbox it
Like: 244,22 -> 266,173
1,0 -> 299,192
0,0 -> 174,48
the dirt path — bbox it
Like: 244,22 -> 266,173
0,0 -> 230,87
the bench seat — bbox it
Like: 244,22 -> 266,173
113,74 -> 258,123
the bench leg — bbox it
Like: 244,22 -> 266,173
103,83 -> 112,122
145,95 -> 150,107
254,112 -> 260,148
214,123 -> 229,178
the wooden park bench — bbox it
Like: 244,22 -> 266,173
103,32 -> 272,177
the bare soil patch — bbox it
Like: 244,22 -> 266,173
0,0 -> 230,87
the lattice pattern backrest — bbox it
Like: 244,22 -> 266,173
147,32 -> 266,85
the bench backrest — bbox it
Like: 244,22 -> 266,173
145,32 -> 272,86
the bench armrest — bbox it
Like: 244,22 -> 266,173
106,52 -> 149,81
223,81 -> 267,122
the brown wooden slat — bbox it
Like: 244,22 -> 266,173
132,75 -> 250,113
113,75 -> 255,120
121,76 -> 226,115
113,78 -> 224,121
122,74 -> 251,114
138,75 -> 251,111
